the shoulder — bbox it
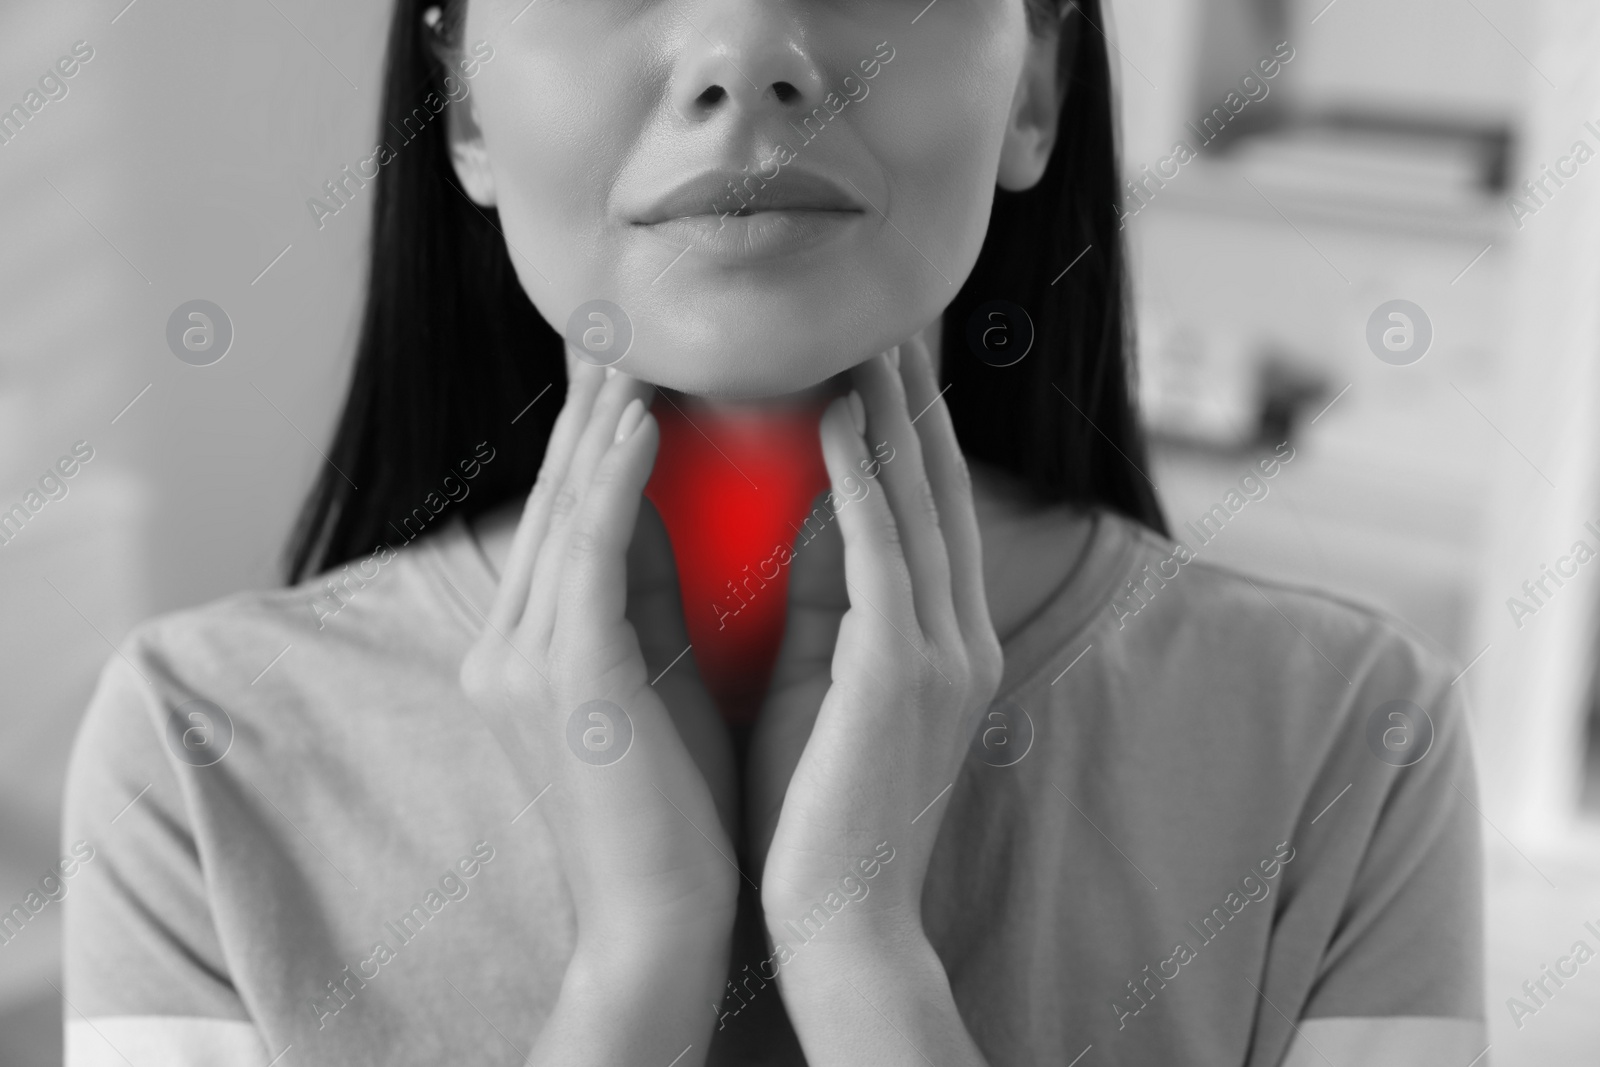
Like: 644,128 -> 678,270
1048,512 -> 1481,888
1049,511 -> 1475,789
1104,513 -> 1462,699
140,520 -> 468,671
65,522 -> 473,799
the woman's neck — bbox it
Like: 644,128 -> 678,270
471,329 -> 1095,658
640,387 -> 836,722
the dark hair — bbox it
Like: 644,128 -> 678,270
285,0 -> 1166,584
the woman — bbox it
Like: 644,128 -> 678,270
63,0 -> 1485,1064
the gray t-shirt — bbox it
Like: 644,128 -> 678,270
62,509 -> 1485,1066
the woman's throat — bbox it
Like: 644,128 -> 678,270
643,393 -> 832,725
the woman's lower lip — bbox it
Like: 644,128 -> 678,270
637,210 -> 864,264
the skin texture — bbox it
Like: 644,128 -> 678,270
446,0 -> 1060,398
446,2 -> 1071,1063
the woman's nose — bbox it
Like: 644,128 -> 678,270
669,2 -> 827,122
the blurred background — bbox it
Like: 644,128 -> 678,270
2,0 -> 1597,1062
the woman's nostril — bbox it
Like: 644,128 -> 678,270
687,80 -> 800,112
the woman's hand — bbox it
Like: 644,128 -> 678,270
458,359 -> 736,1067
748,335 -> 1002,1065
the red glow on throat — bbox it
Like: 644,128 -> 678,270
643,395 -> 831,725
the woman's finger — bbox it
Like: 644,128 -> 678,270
817,392 -> 919,639
521,367 -> 653,646
851,349 -> 958,646
550,396 -> 661,666
485,359 -> 607,635
897,333 -> 995,644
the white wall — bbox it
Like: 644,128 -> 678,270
1462,0 -> 1600,841
0,0 -> 389,1019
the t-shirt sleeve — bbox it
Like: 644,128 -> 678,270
1304,675 -> 1483,1018
62,634 -> 271,1065
1267,629 -> 1488,1065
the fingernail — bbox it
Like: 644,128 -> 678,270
615,397 -> 646,443
605,366 -> 618,379
846,390 -> 866,436
887,346 -> 901,371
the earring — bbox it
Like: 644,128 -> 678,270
422,5 -> 444,33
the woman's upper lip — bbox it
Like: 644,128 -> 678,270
631,168 -> 865,224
